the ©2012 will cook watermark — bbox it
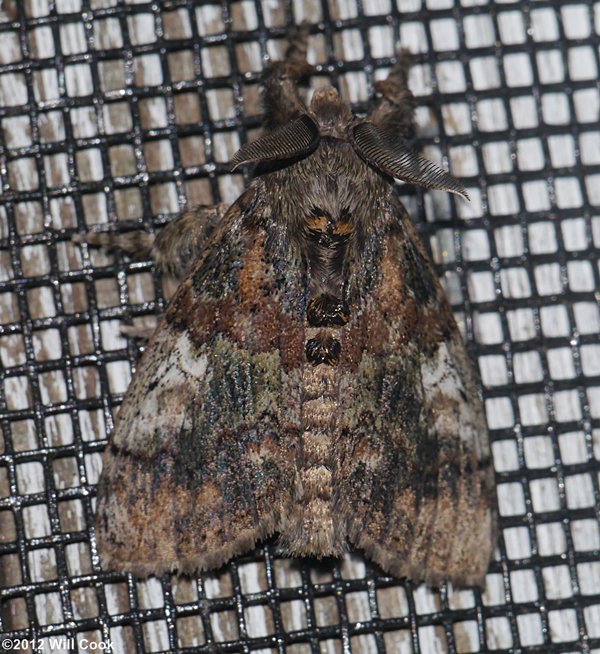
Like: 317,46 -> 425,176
2,638 -> 113,651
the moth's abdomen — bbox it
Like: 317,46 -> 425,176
278,328 -> 347,557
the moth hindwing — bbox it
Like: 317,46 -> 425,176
94,32 -> 496,587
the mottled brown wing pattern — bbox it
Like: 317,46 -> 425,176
93,27 -> 497,586
336,202 -> 495,587
94,185 -> 308,575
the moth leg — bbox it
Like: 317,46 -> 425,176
118,323 -> 157,341
262,26 -> 314,129
74,203 -> 228,280
72,229 -> 154,259
368,49 -> 416,140
74,203 -> 228,340
151,203 -> 228,278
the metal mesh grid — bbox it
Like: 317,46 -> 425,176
0,0 -> 599,652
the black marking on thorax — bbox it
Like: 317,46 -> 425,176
306,332 -> 341,365
307,294 -> 349,327
305,207 -> 354,245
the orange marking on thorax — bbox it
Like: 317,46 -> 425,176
333,220 -> 354,237
306,214 -> 330,232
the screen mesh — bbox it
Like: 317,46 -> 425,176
1,0 -> 599,652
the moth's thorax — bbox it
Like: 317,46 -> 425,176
260,137 -> 395,310
263,138 -> 391,239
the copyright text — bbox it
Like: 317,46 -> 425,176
2,638 -> 113,651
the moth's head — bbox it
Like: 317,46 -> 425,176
309,86 -> 353,137
231,88 -> 468,199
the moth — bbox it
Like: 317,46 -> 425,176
91,31 -> 496,587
